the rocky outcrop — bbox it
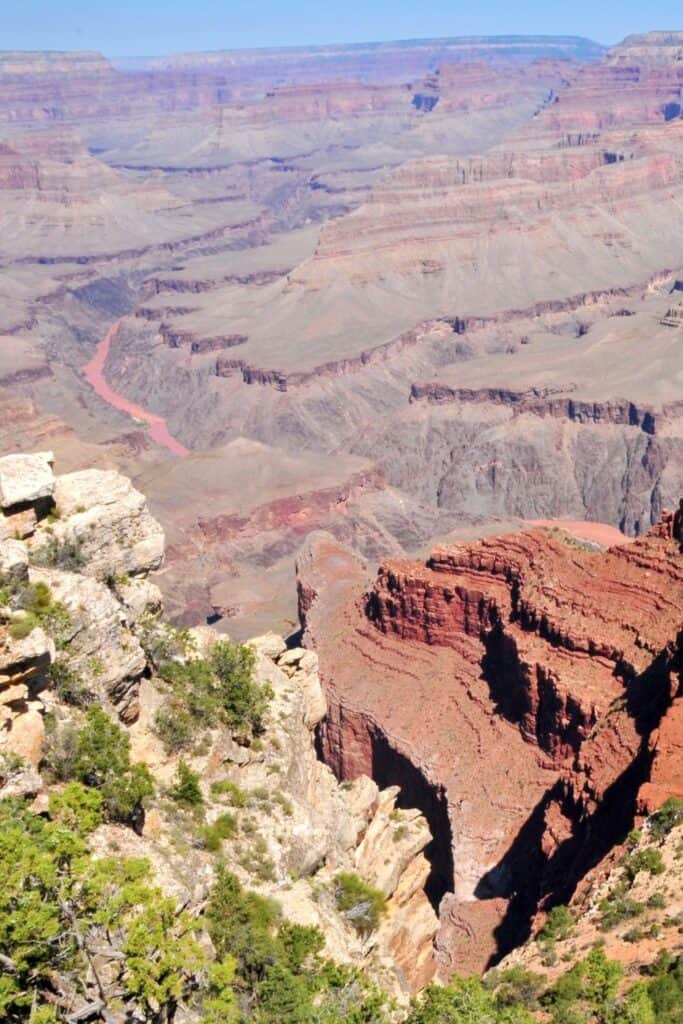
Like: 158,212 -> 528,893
0,450 -> 55,509
0,454 -> 165,760
298,518 -> 683,974
0,453 -> 440,997
197,637 -> 440,992
37,468 -> 165,579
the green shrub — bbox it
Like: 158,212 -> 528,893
48,660 -> 92,706
153,639 -> 272,752
278,922 -> 325,973
598,894 -> 644,931
210,779 -> 247,807
9,581 -> 72,645
201,813 -> 237,851
48,781 -> 104,834
649,798 -> 683,841
540,905 -> 575,942
257,963 -> 313,1023
170,761 -> 203,806
492,966 -> 544,1011
8,613 -> 38,639
42,706 -> 153,826
543,947 -> 623,1022
0,797 -> 202,1022
154,704 -> 194,753
35,536 -> 86,571
333,872 -> 387,936
407,976 -> 533,1024
274,792 -> 294,817
648,958 -> 683,1024
210,639 -> 271,735
624,847 -> 665,882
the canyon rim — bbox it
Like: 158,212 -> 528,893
0,11 -> 682,1024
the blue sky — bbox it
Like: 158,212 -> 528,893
3,0 -> 682,56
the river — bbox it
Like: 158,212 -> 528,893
82,320 -> 190,458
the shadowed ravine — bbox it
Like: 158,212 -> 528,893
83,320 -> 190,458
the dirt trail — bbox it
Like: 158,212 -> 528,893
83,320 -> 190,457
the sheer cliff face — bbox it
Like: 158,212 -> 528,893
298,523 -> 683,975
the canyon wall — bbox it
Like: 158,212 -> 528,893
299,520 -> 683,973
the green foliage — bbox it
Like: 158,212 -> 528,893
623,847 -> 665,882
154,639 -> 272,752
543,947 -> 623,1023
8,613 -> 38,639
406,976 -> 533,1023
598,892 -> 644,931
649,798 -> 683,841
490,966 -> 545,1011
154,703 -> 195,753
122,896 -> 204,1017
170,761 -> 203,806
257,963 -> 313,1023
210,779 -> 248,807
48,781 -> 104,834
207,866 -> 282,984
540,905 -> 575,942
648,956 -> 683,1023
618,983 -> 656,1024
47,659 -> 93,706
43,706 -> 153,825
201,956 -> 240,1024
206,869 -> 387,1023
34,535 -> 86,571
278,922 -> 325,973
333,872 -> 387,936
0,798 -> 202,1022
200,812 -> 237,850
7,581 -> 72,645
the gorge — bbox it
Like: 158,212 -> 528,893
0,21 -> 682,1022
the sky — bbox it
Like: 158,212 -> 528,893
2,0 -> 682,56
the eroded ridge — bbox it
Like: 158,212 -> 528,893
298,520 -> 683,975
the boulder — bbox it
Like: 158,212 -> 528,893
0,538 -> 29,583
0,507 -> 37,541
5,705 -> 45,765
249,632 -> 287,661
115,577 -> 163,625
0,624 -> 54,680
0,451 -> 54,510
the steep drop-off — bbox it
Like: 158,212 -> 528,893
299,518 -> 683,974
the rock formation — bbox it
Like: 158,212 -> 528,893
0,451 -> 439,998
298,514 -> 683,974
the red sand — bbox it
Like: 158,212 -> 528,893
83,320 -> 190,458
528,519 -> 635,547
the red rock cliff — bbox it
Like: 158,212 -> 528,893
297,519 -> 682,975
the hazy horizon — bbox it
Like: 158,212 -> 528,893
2,0 -> 682,57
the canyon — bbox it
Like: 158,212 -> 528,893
0,23 -> 682,1010
1,30 -> 681,633
299,517 -> 683,974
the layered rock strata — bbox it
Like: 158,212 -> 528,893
298,519 -> 683,974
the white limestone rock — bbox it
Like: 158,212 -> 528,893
42,468 -> 164,579
0,539 -> 29,583
249,632 -> 287,661
31,567 -> 146,718
0,451 -> 54,509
